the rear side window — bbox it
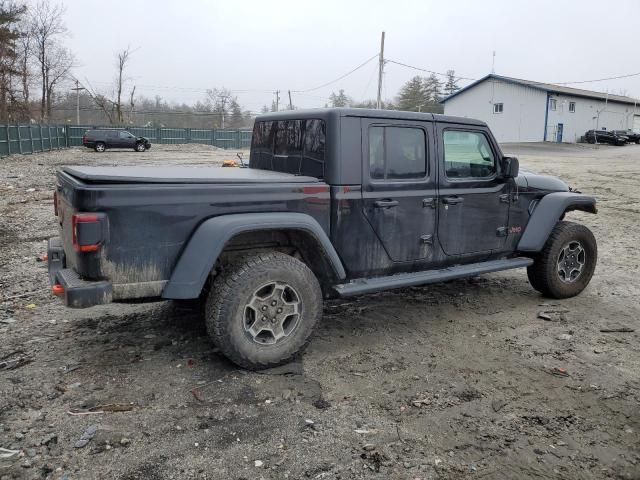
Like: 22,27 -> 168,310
250,120 -> 326,178
443,130 -> 496,179
368,126 -> 426,180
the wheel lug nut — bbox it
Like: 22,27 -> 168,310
271,318 -> 276,323
261,306 -> 267,311
262,316 -> 267,321
277,308 -> 283,313
271,300 -> 277,306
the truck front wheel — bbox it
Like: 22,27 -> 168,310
205,251 -> 322,370
526,221 -> 597,299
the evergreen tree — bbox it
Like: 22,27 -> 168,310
444,70 -> 460,97
328,89 -> 352,107
396,76 -> 429,111
423,74 -> 442,103
228,98 -> 243,128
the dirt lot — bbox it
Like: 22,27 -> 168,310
0,143 -> 638,480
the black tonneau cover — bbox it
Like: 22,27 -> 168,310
62,166 -> 321,184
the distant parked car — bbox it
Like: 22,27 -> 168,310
82,129 -> 152,152
613,130 -> 640,144
584,130 -> 628,146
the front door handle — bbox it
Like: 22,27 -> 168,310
442,196 -> 464,205
374,199 -> 399,208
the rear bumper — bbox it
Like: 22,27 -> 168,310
47,237 -> 112,308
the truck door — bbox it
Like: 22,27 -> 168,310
361,119 -> 437,262
436,125 -> 510,256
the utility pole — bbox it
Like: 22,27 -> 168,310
70,79 -> 85,124
219,95 -> 229,129
376,31 -> 386,110
288,90 -> 293,110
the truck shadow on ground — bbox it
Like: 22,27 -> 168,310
64,273 -> 539,376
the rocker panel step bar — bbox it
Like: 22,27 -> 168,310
333,257 -> 534,297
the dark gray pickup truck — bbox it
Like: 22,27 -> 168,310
48,108 -> 597,369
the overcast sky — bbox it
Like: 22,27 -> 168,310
62,0 -> 640,112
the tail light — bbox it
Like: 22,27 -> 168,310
82,135 -> 87,144
72,213 -> 107,253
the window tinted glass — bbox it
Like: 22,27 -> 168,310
443,130 -> 496,179
368,126 -> 426,180
119,131 -> 130,139
106,131 -> 118,139
302,119 -> 325,177
250,120 -> 326,177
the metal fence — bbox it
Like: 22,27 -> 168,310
0,124 -> 253,158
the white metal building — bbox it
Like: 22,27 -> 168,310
441,74 -> 640,143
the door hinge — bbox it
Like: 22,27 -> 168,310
499,193 -> 510,204
422,198 -> 436,209
420,234 -> 434,245
496,226 -> 508,237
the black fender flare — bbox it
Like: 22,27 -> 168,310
162,213 -> 346,299
517,192 -> 597,252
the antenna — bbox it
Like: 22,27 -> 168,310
491,51 -> 496,74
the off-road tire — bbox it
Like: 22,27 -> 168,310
527,221 -> 597,298
94,142 -> 106,152
205,251 -> 322,370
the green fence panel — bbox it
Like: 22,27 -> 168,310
1,124 -> 252,157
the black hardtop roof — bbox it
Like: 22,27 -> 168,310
255,107 -> 486,126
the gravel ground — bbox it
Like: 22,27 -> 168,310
0,143 -> 638,480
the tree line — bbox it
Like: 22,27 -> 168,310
322,70 -> 460,113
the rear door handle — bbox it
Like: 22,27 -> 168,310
442,196 -> 464,205
374,199 -> 399,208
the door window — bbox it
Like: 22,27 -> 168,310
443,130 -> 496,179
119,131 -> 133,139
368,126 -> 426,180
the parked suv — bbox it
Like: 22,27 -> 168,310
613,130 -> 640,144
584,130 -> 627,146
49,109 -> 598,370
82,129 -> 151,152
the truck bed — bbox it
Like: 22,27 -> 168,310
62,166 -> 321,184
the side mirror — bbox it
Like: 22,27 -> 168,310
500,156 -> 519,178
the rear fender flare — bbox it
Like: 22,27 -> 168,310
517,192 -> 597,252
162,213 -> 346,299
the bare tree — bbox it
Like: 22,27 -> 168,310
44,44 -> 73,118
29,0 -> 66,121
114,46 -> 131,123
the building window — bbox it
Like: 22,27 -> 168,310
493,103 -> 504,114
549,98 -> 557,111
569,102 -> 576,113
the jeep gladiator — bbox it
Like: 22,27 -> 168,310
48,108 -> 598,369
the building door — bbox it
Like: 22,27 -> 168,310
361,119 -> 437,262
556,123 -> 564,143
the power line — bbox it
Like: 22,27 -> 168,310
385,59 -> 477,81
292,54 -> 379,93
552,72 -> 640,85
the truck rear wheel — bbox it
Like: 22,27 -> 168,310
205,251 -> 322,370
526,221 -> 597,299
